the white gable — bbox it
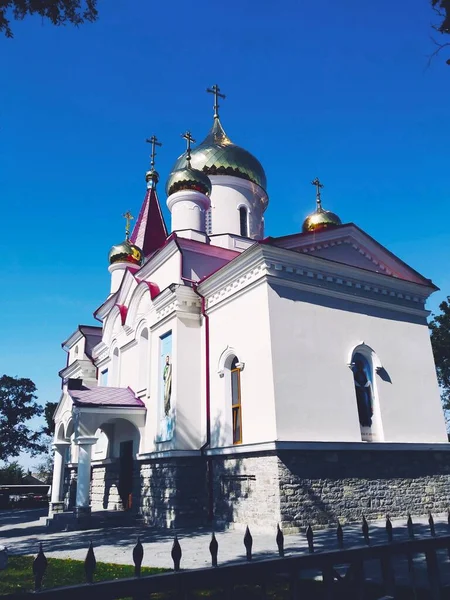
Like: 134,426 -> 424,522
271,224 -> 433,287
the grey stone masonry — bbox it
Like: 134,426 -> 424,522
212,454 -> 281,531
90,461 -> 121,511
138,457 -> 207,528
211,449 -> 450,533
279,449 -> 450,532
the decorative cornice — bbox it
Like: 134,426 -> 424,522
59,359 -> 96,381
199,244 -> 431,316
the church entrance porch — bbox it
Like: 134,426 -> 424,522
49,386 -> 146,528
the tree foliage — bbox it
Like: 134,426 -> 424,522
43,401 -> 58,437
0,0 -> 98,38
431,0 -> 450,64
429,297 -> 450,412
0,375 -> 45,462
0,461 -> 25,484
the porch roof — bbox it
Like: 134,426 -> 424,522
68,386 -> 145,408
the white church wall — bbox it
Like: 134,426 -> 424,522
208,282 -> 277,447
209,176 -> 267,240
267,283 -> 447,444
118,342 -> 138,393
144,251 -> 181,295
67,336 -> 86,365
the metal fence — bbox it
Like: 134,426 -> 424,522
4,513 -> 450,599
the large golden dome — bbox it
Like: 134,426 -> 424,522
170,118 -> 267,192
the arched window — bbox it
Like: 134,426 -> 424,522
112,348 -> 119,387
230,357 -> 242,444
351,348 -> 383,442
138,328 -> 149,390
239,207 -> 248,237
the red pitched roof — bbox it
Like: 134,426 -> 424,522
130,185 -> 167,257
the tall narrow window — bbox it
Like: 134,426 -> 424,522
230,357 -> 242,444
138,328 -> 149,390
112,348 -> 119,386
239,207 -> 248,237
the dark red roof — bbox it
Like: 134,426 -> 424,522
130,185 -> 167,257
68,386 -> 145,408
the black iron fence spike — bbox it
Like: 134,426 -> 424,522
84,541 -> 97,584
407,513 -> 414,539
33,542 -> 48,592
209,532 -> 219,567
336,520 -> 344,549
171,535 -> 182,571
362,515 -> 370,545
133,536 -> 144,577
429,512 -> 436,537
276,523 -> 284,557
244,526 -> 253,561
386,515 -> 393,543
448,509 -> 450,527
306,524 -> 314,553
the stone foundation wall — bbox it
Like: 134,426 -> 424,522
211,449 -> 450,533
90,461 -> 121,511
278,449 -> 450,532
138,457 -> 207,528
212,454 -> 281,531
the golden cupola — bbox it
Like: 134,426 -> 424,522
108,211 -> 143,266
302,178 -> 342,233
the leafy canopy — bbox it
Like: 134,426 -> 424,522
0,0 -> 98,38
429,297 -> 450,411
0,374 -> 45,461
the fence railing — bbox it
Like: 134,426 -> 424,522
4,513 -> 450,599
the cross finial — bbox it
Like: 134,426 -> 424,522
181,131 -> 196,165
206,84 -> 226,119
123,211 -> 134,240
145,135 -> 162,170
311,177 -> 324,209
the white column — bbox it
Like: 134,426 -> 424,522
50,444 -> 66,503
74,437 -> 97,512
48,442 -> 69,515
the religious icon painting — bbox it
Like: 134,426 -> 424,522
157,331 -> 174,442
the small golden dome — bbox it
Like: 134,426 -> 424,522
302,208 -> 342,233
108,240 -> 143,266
166,166 -> 212,197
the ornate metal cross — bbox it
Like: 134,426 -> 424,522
123,211 -> 134,239
311,177 -> 324,207
181,131 -> 196,164
145,135 -> 162,170
207,84 -> 226,119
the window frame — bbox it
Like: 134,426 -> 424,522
231,358 -> 242,444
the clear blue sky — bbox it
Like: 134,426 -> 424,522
1,0 -> 449,467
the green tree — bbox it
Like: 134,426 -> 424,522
0,375 -> 45,462
430,0 -> 450,64
43,401 -> 58,437
429,297 -> 450,414
0,0 -> 98,38
0,461 -> 25,484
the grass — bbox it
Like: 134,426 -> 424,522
0,555 -> 167,594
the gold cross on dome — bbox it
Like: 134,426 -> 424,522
311,177 -> 324,208
145,134 -> 162,170
206,84 -> 226,119
123,211 -> 134,240
181,131 -> 196,164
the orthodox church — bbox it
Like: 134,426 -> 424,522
49,86 -> 449,532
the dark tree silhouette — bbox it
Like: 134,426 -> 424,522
429,297 -> 450,417
0,0 -> 98,38
0,375 -> 45,461
430,0 -> 450,64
